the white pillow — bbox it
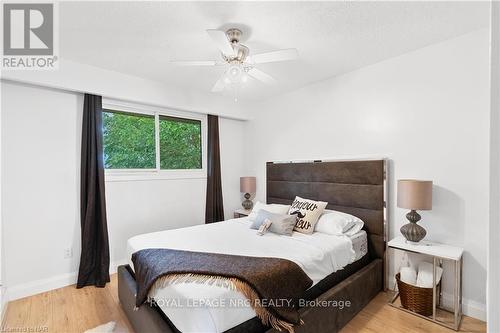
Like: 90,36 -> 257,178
416,262 -> 443,288
315,209 -> 364,236
288,196 -> 328,235
400,266 -> 417,286
247,201 -> 290,221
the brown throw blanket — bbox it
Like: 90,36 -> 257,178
132,248 -> 313,332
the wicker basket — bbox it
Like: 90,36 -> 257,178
396,273 -> 439,317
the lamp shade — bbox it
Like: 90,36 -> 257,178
397,179 -> 433,210
240,177 -> 256,193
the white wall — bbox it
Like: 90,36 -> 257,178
219,117 -> 246,219
243,29 -> 490,319
488,2 -> 500,332
1,82 -> 83,298
0,81 -> 245,300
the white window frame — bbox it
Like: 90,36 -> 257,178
102,99 -> 207,182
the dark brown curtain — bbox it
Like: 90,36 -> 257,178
77,94 -> 110,288
205,115 -> 225,223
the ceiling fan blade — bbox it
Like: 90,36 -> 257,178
248,68 -> 277,85
170,60 -> 217,66
250,48 -> 299,64
206,29 -> 235,56
211,78 -> 226,92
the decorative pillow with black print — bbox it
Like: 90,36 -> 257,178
288,196 -> 328,234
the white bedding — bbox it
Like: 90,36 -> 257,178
126,217 -> 367,333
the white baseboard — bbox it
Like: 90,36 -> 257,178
441,292 -> 487,322
7,272 -> 78,301
387,280 -> 486,321
5,259 -> 126,302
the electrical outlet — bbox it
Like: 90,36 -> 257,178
64,248 -> 73,259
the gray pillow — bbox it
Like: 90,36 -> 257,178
250,209 -> 297,236
250,209 -> 274,229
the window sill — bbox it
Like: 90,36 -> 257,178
105,170 -> 207,182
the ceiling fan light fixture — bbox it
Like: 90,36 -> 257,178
226,64 -> 243,83
173,27 -> 299,99
241,73 -> 249,83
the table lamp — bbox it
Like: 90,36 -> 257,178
397,179 -> 433,243
240,177 -> 256,210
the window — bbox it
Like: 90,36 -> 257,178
103,111 -> 156,169
102,104 -> 205,177
159,116 -> 202,169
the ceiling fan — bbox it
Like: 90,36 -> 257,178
170,28 -> 299,94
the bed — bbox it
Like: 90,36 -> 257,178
118,159 -> 388,333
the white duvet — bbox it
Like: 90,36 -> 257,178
126,217 -> 358,333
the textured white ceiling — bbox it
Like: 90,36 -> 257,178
60,1 -> 489,101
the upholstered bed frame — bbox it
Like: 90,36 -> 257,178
118,159 -> 388,333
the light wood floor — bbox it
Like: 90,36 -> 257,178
2,274 -> 486,333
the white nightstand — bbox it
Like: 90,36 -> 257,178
233,208 -> 251,218
388,236 -> 463,330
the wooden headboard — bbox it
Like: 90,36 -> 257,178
266,159 -> 387,261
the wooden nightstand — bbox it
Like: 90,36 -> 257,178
234,208 -> 251,218
388,236 -> 463,330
